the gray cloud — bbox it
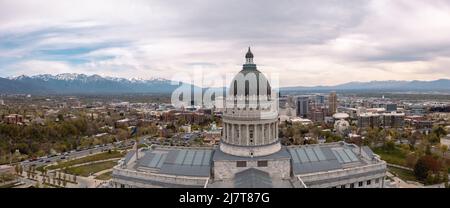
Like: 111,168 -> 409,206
0,0 -> 450,86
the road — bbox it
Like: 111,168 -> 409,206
12,135 -> 155,188
19,138 -> 143,168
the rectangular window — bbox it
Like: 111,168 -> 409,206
375,178 -> 380,184
350,183 -> 355,188
236,161 -> 247,167
340,185 -> 346,188
257,160 -> 268,167
367,180 -> 371,185
358,182 -> 363,187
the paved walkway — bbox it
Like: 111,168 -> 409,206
91,168 -> 113,177
386,172 -> 420,188
387,163 -> 413,171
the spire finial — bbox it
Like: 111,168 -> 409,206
245,46 -> 254,63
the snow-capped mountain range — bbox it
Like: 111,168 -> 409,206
10,73 -> 169,83
2,73 -> 180,94
0,73 -> 449,94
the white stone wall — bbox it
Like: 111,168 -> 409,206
219,141 -> 281,157
213,159 -> 291,180
296,162 -> 387,188
112,166 -> 208,188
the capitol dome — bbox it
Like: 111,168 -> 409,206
334,119 -> 350,136
220,48 -> 280,157
228,47 -> 272,108
333,113 -> 349,120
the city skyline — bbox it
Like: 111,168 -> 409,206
1,0 -> 450,87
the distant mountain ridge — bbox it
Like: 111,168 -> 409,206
281,79 -> 450,92
2,73 -> 180,94
0,73 -> 449,94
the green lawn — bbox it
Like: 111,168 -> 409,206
65,161 -> 118,177
137,144 -> 148,149
36,165 -> 45,172
95,171 -> 112,180
373,147 -> 407,166
388,166 -> 420,183
46,151 -> 124,170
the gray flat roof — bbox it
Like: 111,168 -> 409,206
288,143 -> 365,175
123,151 -> 135,165
136,148 -> 213,177
362,146 -> 375,158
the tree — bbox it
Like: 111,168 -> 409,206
414,156 -> 430,181
15,164 -> 20,175
408,131 -> 423,150
18,165 -> 23,175
432,126 -> 447,138
405,153 -> 418,168
425,145 -> 432,155
27,166 -> 31,178
440,144 -> 448,157
427,133 -> 440,144
414,155 -> 442,181
383,140 -> 396,152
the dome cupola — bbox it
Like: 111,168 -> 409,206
228,47 -> 272,108
245,47 -> 254,64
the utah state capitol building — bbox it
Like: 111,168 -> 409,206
111,48 -> 387,188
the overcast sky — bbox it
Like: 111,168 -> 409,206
1,0 -> 450,87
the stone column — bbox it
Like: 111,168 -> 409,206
277,122 -> 279,139
261,124 -> 266,144
268,123 -> 272,144
273,123 -> 276,142
246,124 -> 250,145
227,123 -> 231,143
275,122 -> 278,140
239,124 -> 242,145
222,123 -> 226,142
231,124 -> 235,144
254,125 -> 256,145
229,123 -> 232,143
226,123 -> 230,143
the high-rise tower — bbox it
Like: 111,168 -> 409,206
328,91 -> 337,115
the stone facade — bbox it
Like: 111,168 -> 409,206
295,163 -> 386,188
112,166 -> 209,188
219,142 -> 281,158
213,159 -> 291,180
